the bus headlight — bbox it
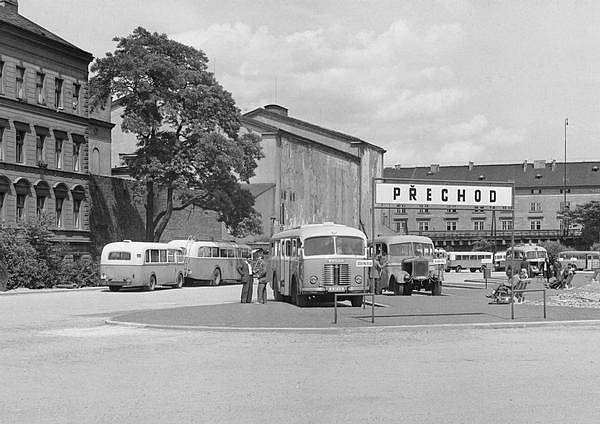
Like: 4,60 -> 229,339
309,275 -> 318,285
355,275 -> 362,284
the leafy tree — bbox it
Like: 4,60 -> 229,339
538,240 -> 569,262
559,201 -> 600,249
472,238 -> 493,252
90,27 -> 263,241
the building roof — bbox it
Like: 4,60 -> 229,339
384,161 -> 600,188
243,105 -> 385,153
0,3 -> 92,59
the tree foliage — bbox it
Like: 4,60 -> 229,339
538,240 -> 569,262
559,201 -> 600,249
472,238 -> 494,252
90,27 -> 264,241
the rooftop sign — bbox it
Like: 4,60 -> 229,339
375,183 -> 513,207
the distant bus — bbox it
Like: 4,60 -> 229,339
494,251 -> 507,271
168,240 -> 251,285
446,251 -> 493,272
100,241 -> 185,292
505,244 -> 548,276
268,223 -> 368,307
558,251 -> 600,271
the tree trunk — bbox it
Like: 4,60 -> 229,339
153,186 -> 174,242
145,180 -> 155,241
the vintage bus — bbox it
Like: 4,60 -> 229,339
168,240 -> 251,285
505,244 -> 548,276
100,241 -> 185,292
445,251 -> 493,273
558,251 -> 600,271
494,251 -> 507,271
373,235 -> 442,296
269,223 -> 368,307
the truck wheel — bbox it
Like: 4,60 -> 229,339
174,273 -> 184,289
350,296 -> 363,307
146,275 -> 156,291
455,265 -> 462,273
391,279 -> 401,295
431,280 -> 442,296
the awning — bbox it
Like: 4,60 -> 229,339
34,125 -> 50,136
0,175 -> 10,193
53,183 -> 69,199
34,180 -> 51,197
14,178 -> 31,195
71,185 -> 86,201
13,121 -> 31,133
53,129 -> 68,139
71,133 -> 85,144
0,118 -> 9,128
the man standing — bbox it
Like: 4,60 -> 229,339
238,257 -> 252,303
254,250 -> 268,304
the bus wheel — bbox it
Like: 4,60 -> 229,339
470,268 -> 476,272
175,273 -> 184,289
391,279 -> 401,296
431,280 -> 442,296
212,268 -> 221,286
109,286 -> 120,292
455,265 -> 462,273
350,296 -> 363,307
147,275 -> 156,291
402,281 -> 413,296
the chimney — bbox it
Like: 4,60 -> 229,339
264,104 -> 288,117
522,160 -> 528,173
468,161 -> 474,171
0,0 -> 18,12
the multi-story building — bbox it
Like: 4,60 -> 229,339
383,160 -> 600,249
0,0 -> 112,251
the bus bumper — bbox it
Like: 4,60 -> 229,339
301,286 -> 368,294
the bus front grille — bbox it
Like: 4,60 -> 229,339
322,264 -> 350,285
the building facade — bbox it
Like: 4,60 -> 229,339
0,0 -> 112,251
383,160 -> 600,249
242,104 -> 385,240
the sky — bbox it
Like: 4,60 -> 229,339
19,0 -> 600,167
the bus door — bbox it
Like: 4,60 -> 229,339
280,239 -> 291,296
586,254 -> 598,270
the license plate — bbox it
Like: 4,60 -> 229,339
327,286 -> 347,293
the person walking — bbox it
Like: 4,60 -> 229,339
253,250 -> 268,304
238,257 -> 252,303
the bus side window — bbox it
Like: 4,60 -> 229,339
292,239 -> 297,256
176,250 -> 184,263
159,250 -> 167,263
150,249 -> 160,263
167,249 -> 175,263
145,250 -> 150,263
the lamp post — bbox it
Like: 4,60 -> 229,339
563,118 -> 568,238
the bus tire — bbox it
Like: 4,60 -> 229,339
109,286 -> 120,292
147,275 -> 156,291
431,280 -> 442,296
350,296 -> 363,307
174,273 -> 184,289
470,268 -> 477,273
390,278 -> 400,296
211,268 -> 221,286
402,281 -> 413,296
455,265 -> 462,273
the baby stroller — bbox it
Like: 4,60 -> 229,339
487,284 -> 513,304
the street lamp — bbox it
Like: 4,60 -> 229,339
563,118 -> 568,238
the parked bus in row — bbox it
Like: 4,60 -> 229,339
268,223 -> 368,307
373,235 -> 442,296
445,251 -> 493,273
494,251 -> 507,271
505,244 -> 548,276
168,240 -> 251,285
558,251 -> 600,271
100,241 -> 186,292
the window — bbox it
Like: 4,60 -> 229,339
108,252 -> 131,260
394,205 -> 406,215
16,194 -> 26,222
501,220 -> 513,231
473,220 -> 485,231
73,198 -> 82,229
0,60 -> 5,94
54,78 -> 63,109
0,192 -> 5,217
55,138 -> 63,168
91,147 -> 100,173
446,207 -> 457,213
394,221 -> 407,234
529,201 -> 542,212
0,127 -> 3,161
16,67 -> 25,99
418,221 -> 429,231
36,135 -> 45,163
36,72 -> 45,104
474,206 -> 485,214
446,221 -> 457,231
72,142 -> 81,171
72,83 -> 80,110
418,205 -> 429,214
55,198 -> 64,227
16,130 -> 25,163
530,220 -> 542,230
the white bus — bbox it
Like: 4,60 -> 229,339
446,251 -> 493,273
100,241 -> 185,292
558,251 -> 600,271
168,240 -> 252,285
494,251 -> 507,271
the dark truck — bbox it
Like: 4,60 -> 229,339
373,235 -> 443,296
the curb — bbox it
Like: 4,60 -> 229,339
104,318 -> 600,333
0,286 -> 106,297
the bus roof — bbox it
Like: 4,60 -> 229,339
271,223 -> 366,241
101,241 -> 180,256
509,244 -> 547,252
446,251 -> 493,255
559,250 -> 600,255
374,234 -> 434,244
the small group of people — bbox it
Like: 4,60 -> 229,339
239,249 -> 268,304
546,261 -> 576,290
486,267 -> 529,304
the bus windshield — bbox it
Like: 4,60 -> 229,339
389,242 -> 411,257
303,236 -> 364,256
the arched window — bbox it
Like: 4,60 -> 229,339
71,185 -> 86,230
0,175 -> 10,219
53,183 -> 69,228
14,177 -> 31,222
34,180 -> 50,216
91,147 -> 100,174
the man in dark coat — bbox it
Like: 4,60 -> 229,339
238,258 -> 252,303
253,250 -> 268,304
